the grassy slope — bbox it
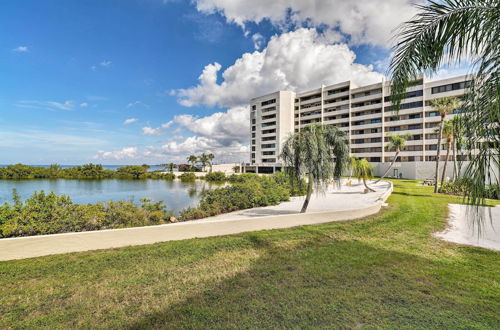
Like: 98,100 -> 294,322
0,180 -> 499,329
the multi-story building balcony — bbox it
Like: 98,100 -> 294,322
351,132 -> 382,139
351,92 -> 382,104
323,99 -> 349,107
351,112 -> 382,122
350,102 -> 383,112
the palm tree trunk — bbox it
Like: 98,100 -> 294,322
452,140 -> 457,180
375,150 -> 399,183
300,174 -> 313,213
363,178 -> 375,192
440,143 -> 451,188
434,119 -> 444,193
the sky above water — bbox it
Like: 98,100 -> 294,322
0,0 -> 471,165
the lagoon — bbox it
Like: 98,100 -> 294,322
0,179 -> 221,215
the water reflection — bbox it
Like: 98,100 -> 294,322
0,179 -> 224,215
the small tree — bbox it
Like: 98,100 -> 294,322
439,120 -> 454,187
166,163 -> 176,173
198,153 -> 209,172
375,133 -> 410,183
187,155 -> 198,171
281,124 -> 349,213
352,158 -> 375,192
207,153 -> 215,172
430,97 -> 461,193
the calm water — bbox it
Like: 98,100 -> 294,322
0,179 -> 222,215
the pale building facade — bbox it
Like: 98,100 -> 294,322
248,74 -> 472,178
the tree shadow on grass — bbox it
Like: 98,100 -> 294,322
124,234 -> 498,329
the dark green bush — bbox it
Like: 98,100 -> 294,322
115,165 -> 149,179
0,190 -> 173,238
204,171 -> 226,181
148,172 -> 175,180
179,172 -> 197,182
439,178 -> 499,200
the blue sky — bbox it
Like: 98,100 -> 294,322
0,0 -> 467,165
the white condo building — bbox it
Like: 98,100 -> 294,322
247,74 -> 472,179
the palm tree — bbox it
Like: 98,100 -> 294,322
439,120 -> 454,187
207,153 -> 215,173
430,97 -> 461,193
187,155 -> 197,171
352,158 -> 375,192
165,163 -> 176,173
389,0 -> 499,206
375,134 -> 410,183
198,153 -> 209,172
280,124 -> 349,213
451,116 -> 464,179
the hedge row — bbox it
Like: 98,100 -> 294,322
0,190 -> 173,238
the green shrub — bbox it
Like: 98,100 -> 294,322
439,178 -> 499,200
179,172 -> 197,182
115,165 -> 149,179
180,175 -> 290,220
270,171 -> 307,197
485,183 -> 499,200
148,172 -> 175,180
205,171 -> 226,181
0,190 -> 173,238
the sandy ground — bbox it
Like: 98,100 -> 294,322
201,180 -> 391,222
0,180 -> 391,261
435,204 -> 500,251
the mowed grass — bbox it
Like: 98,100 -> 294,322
1,180 -> 499,329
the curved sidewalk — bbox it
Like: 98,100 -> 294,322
0,181 -> 392,261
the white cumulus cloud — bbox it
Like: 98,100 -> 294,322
13,46 -> 29,52
100,60 -> 112,67
193,0 -> 420,47
172,28 -> 384,108
142,121 -> 173,136
251,33 -> 264,50
94,147 -> 138,160
123,118 -> 139,125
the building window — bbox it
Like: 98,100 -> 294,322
251,105 -> 256,110
261,98 -> 276,106
261,143 -> 276,149
431,81 -> 471,94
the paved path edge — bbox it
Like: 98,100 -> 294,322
0,182 -> 393,261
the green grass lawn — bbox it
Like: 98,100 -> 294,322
1,180 -> 499,329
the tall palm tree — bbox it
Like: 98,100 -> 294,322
198,153 -> 209,172
389,0 -> 499,205
352,158 -> 375,192
207,153 -> 215,173
375,133 -> 410,183
430,97 -> 461,192
280,124 -> 349,213
439,120 -> 455,187
451,116 -> 464,179
187,155 -> 197,171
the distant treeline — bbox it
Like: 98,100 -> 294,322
0,164 -> 176,180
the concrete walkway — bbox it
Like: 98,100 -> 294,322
0,180 -> 392,261
435,204 -> 500,251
